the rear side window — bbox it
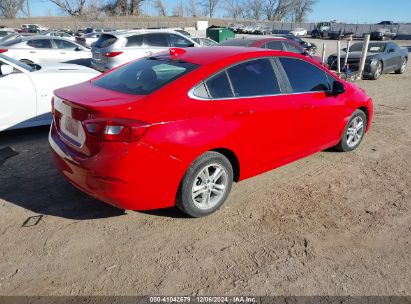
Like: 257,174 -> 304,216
126,35 -> 144,47
94,34 -> 117,48
145,33 -> 168,47
27,39 -> 53,48
279,57 -> 330,93
94,58 -> 198,95
227,58 -> 281,97
205,72 -> 234,99
265,41 -> 284,51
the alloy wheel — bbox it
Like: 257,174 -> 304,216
346,116 -> 364,148
191,164 -> 228,210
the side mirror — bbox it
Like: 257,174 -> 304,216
342,47 -> 347,52
0,65 -> 14,76
388,48 -> 395,53
74,46 -> 82,51
187,43 -> 195,47
333,81 -> 345,96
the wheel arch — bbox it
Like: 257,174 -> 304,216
210,148 -> 240,182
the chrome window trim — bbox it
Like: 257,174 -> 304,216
188,55 -> 334,101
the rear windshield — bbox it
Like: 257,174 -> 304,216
93,34 -> 117,48
1,38 -> 22,46
93,58 -> 198,95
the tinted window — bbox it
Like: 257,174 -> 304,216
126,35 -> 144,47
94,34 -> 117,48
227,58 -> 281,97
265,41 -> 284,51
54,39 -> 77,49
279,57 -> 330,92
205,72 -> 233,99
94,58 -> 198,95
27,39 -> 53,48
168,34 -> 193,47
282,41 -> 303,54
145,33 -> 168,47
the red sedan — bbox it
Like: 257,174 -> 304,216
218,37 -> 324,65
49,47 -> 373,217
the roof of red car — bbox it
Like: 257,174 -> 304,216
155,46 -> 287,66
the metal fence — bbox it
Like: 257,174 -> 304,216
1,17 -> 411,39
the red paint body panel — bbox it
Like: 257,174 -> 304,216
49,47 -> 373,210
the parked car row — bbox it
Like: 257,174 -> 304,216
327,41 -> 408,80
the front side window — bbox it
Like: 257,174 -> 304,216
282,41 -> 303,54
55,39 -> 77,49
168,34 -> 193,47
227,58 -> 281,97
94,58 -> 198,95
145,33 -> 168,47
279,57 -> 330,93
27,39 -> 53,48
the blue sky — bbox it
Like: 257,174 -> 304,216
29,0 -> 411,23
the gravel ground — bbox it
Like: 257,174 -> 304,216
0,39 -> 410,296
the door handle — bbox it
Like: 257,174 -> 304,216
29,51 -> 36,53
301,104 -> 314,109
60,52 -> 66,54
233,110 -> 253,116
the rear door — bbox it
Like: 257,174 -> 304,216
277,56 -> 346,153
193,58 -> 298,177
26,38 -> 57,63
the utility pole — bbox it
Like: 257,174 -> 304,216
26,0 -> 31,18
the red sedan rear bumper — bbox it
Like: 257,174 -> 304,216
49,124 -> 186,210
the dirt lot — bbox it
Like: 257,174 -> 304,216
0,39 -> 410,296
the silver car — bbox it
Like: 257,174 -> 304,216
91,30 -> 200,72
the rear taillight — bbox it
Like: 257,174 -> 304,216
83,118 -> 150,142
51,97 -> 54,115
102,51 -> 123,57
0,49 -> 8,53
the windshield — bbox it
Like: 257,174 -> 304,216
94,57 -> 198,95
350,42 -> 386,53
0,54 -> 33,71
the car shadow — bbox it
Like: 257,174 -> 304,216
62,58 -> 94,69
0,126 -> 125,220
138,207 -> 189,219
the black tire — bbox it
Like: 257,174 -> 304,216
176,152 -> 233,217
335,109 -> 367,152
370,61 -> 383,80
395,58 -> 407,74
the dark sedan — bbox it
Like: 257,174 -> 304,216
328,42 -> 408,80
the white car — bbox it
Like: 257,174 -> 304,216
91,30 -> 200,72
0,36 -> 91,65
0,54 -> 100,131
289,28 -> 308,36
